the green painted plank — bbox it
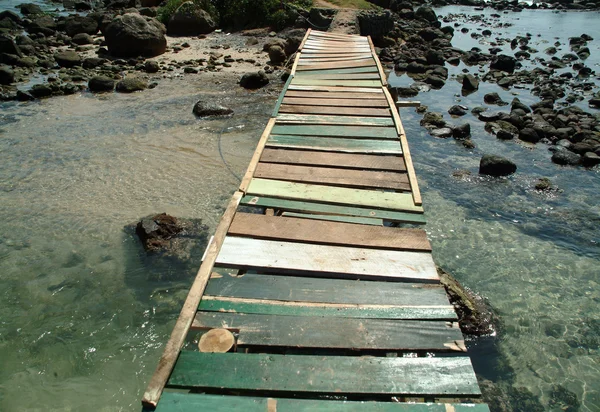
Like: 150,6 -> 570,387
295,66 -> 379,75
246,178 -> 424,213
291,79 -> 381,87
272,75 -> 293,117
275,114 -> 394,127
292,73 -> 382,80
193,312 -> 464,351
271,125 -> 397,139
205,273 -> 447,307
169,352 -> 481,396
199,298 -> 456,320
267,135 -> 403,154
281,211 -> 383,225
156,392 -> 490,412
240,195 -> 427,224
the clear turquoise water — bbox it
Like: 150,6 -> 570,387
0,4 -> 599,411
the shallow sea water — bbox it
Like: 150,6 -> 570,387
0,3 -> 599,412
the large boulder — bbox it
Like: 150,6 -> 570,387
551,148 -> 581,166
240,71 -> 269,89
0,35 -> 22,57
168,1 -> 216,36
28,15 -> 57,35
64,15 -> 99,37
415,6 -> 438,23
103,14 -> 166,57
462,74 -> 479,91
18,3 -> 43,15
490,54 -> 517,73
479,154 -> 517,176
0,11 -> 23,30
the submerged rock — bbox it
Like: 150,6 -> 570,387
193,101 -> 233,118
552,148 -> 581,166
136,213 -> 183,252
479,154 -> 517,176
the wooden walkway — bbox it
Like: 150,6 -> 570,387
142,30 -> 489,411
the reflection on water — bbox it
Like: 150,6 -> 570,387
0,74 -> 276,410
392,7 -> 600,411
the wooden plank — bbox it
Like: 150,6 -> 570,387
272,124 -> 397,139
193,312 -> 463,351
296,60 -> 377,71
305,40 -> 370,47
368,36 -> 388,87
206,273 -> 447,307
200,297 -> 456,320
293,73 -> 382,80
275,114 -> 394,127
253,163 -> 411,191
279,104 -> 389,116
240,195 -> 426,224
382,87 -> 423,206
272,75 -> 293,117
288,84 -> 384,93
280,211 -> 383,226
299,55 -> 375,62
215,237 -> 436,281
298,56 -> 374,64
284,90 -> 385,99
155,393 -> 490,412
141,191 -> 243,409
228,213 -> 430,251
302,46 -> 372,53
246,179 -> 422,213
297,27 -> 311,51
397,100 -> 421,107
169,352 -> 481,396
239,118 -> 276,193
260,149 -> 406,172
282,97 -> 389,107
267,135 -> 402,154
309,31 -> 364,40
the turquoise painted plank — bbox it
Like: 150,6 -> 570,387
168,352 -> 481,396
267,135 -> 403,154
291,78 -> 381,87
240,195 -> 426,224
275,114 -> 394,127
271,124 -> 397,139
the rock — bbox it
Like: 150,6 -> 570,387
263,38 -> 286,52
64,15 -> 99,37
29,15 -> 57,35
29,83 -> 53,98
486,121 -> 519,140
535,177 -> 552,191
144,60 -> 159,73
168,1 -> 216,36
424,74 -> 445,89
551,148 -> 581,165
88,75 -> 115,92
484,92 -> 508,106
103,14 -> 167,57
192,101 -> 233,118
136,213 -> 183,252
549,385 -> 580,412
54,50 -> 82,67
116,77 -> 148,93
0,35 -> 22,58
309,8 -> 334,31
239,71 -> 269,89
479,154 -> 517,176
0,11 -> 23,30
72,33 -> 94,45
453,123 -> 471,139
490,54 -> 517,73
462,74 -> 479,91
268,45 -> 286,66
420,111 -> 446,128
0,65 -> 15,85
583,152 -> 600,167
511,97 -> 531,113
394,86 -> 418,98
448,105 -> 467,116
478,111 -> 503,122
519,127 -> 541,143
18,3 -> 43,15
83,57 -> 106,69
415,6 -> 438,23
430,127 -> 453,138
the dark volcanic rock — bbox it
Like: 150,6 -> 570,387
0,35 -> 23,57
453,123 -> 471,139
193,101 -> 233,118
29,83 -> 53,98
116,77 -> 148,93
430,127 -> 453,138
268,45 -> 286,66
462,74 -> 479,91
144,60 -> 159,73
552,148 -> 581,166
18,3 -> 43,15
583,152 -> 600,167
64,15 -> 99,37
415,6 -> 438,23
72,33 -> 94,45
484,92 -> 508,106
103,14 -> 167,57
0,65 -> 15,85
448,105 -> 467,116
420,111 -> 446,128
54,50 -> 82,67
478,111 -> 503,122
240,71 -> 269,89
29,15 -> 57,35
479,154 -> 517,176
88,76 -> 115,92
136,213 -> 183,252
490,54 -> 517,73
519,127 -> 541,143
167,1 -> 216,36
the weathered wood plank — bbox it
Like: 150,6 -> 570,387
284,90 -> 385,99
282,97 -> 389,107
205,273 -> 448,307
280,211 -> 383,226
368,36 -> 388,86
383,87 -> 423,206
155,393 -> 490,412
200,297 -> 456,320
293,73 -> 383,80
253,163 -> 411,191
192,312 -> 463,351
260,149 -> 406,172
215,237 -> 437,281
169,352 -> 481,396
240,195 -> 426,224
246,179 -> 423,213
296,60 -> 377,71
288,84 -> 384,93
275,114 -> 394,127
309,31 -> 364,40
272,124 -> 397,139
305,38 -> 369,45
298,56 -> 374,64
299,56 -> 376,63
141,192 -> 243,409
267,135 -> 402,154
302,45 -> 372,52
279,104 -> 389,117
289,79 -> 382,88
228,213 -> 430,251
239,118 -> 276,193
